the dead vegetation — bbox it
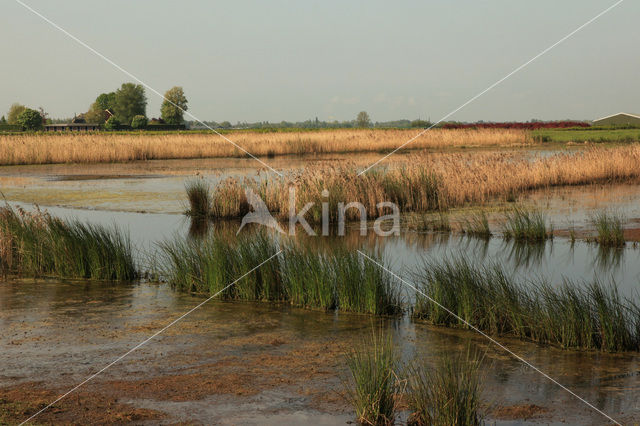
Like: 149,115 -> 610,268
0,128 -> 529,165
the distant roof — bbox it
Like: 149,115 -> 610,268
44,123 -> 100,127
593,112 -> 640,122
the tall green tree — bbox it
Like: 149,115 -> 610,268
85,103 -> 105,124
85,92 -> 116,124
356,111 -> 371,128
17,108 -> 43,131
95,92 -> 116,110
113,83 -> 147,125
160,86 -> 188,124
7,103 -> 26,125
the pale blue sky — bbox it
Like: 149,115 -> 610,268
1,0 -> 638,122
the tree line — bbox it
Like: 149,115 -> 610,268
2,91 -> 436,132
187,111 -> 433,130
2,83 -> 187,131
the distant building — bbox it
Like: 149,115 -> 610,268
44,123 -> 101,132
104,109 -> 115,121
593,113 -> 640,127
44,112 -> 105,132
71,114 -> 86,124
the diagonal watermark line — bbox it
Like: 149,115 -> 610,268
357,0 -> 625,176
14,0 -> 283,177
19,250 -> 283,426
357,250 -> 622,426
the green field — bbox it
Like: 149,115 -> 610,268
533,128 -> 640,143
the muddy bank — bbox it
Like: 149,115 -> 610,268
1,280 -> 639,424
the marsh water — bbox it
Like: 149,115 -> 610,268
2,154 -> 640,424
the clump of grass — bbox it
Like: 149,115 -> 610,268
502,207 -> 551,242
461,211 -> 491,239
590,211 -> 625,247
412,256 -> 640,352
537,281 -> 638,352
333,249 -> 402,315
185,178 -> 212,218
433,212 -> 451,232
158,234 -> 401,315
407,215 -> 431,232
280,245 -> 336,310
158,231 -> 281,299
0,205 -> 137,280
345,329 -> 399,425
406,212 -> 451,233
406,350 -> 484,426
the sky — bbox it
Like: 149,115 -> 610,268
1,0 -> 638,123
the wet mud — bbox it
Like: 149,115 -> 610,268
1,280 -> 639,424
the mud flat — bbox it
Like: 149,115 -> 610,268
1,279 -> 639,424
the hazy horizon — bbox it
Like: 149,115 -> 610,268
2,0 -> 638,123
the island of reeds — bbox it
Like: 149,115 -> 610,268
0,205 -> 136,280
412,257 -> 640,352
157,232 -> 402,315
197,146 -> 640,221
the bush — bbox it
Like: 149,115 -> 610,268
0,124 -> 22,132
104,116 -> 121,131
145,123 -> 186,131
411,119 -> 432,128
16,108 -> 43,131
131,115 -> 148,129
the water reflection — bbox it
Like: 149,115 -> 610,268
504,240 -> 547,269
593,245 -> 625,271
188,217 -> 210,238
458,236 -> 491,259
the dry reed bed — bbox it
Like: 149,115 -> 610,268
0,129 -> 529,165
208,145 -> 640,220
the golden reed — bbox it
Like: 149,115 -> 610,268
0,129 -> 529,165
209,145 -> 640,219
